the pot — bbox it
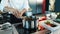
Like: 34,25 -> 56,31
23,16 -> 37,30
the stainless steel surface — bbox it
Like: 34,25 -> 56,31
0,25 -> 12,34
22,16 -> 37,29
12,25 -> 18,34
25,11 -> 32,17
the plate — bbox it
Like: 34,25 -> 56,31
39,20 -> 60,31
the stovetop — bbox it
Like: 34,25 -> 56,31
14,23 -> 51,34
14,23 -> 37,34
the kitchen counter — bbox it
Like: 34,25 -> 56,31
31,30 -> 51,34
14,27 -> 51,34
13,23 -> 51,34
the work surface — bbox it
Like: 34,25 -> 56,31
14,27 -> 50,34
13,23 -> 51,34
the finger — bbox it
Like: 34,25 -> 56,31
15,12 -> 21,18
12,11 -> 17,17
20,8 -> 27,16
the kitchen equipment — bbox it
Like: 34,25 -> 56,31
0,22 -> 13,34
1,12 -> 11,22
0,14 -> 3,20
2,22 -> 12,30
50,13 -> 57,20
23,16 -> 37,31
25,11 -> 32,17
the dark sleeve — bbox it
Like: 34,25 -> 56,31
10,14 -> 22,24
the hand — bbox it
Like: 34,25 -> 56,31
4,6 -> 27,18
12,8 -> 27,18
4,6 -> 18,13
20,8 -> 27,16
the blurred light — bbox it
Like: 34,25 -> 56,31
37,0 -> 43,4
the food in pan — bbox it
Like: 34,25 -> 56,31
45,21 -> 57,27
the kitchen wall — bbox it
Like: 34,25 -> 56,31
0,0 -> 1,2
29,0 -> 44,14
55,0 -> 60,12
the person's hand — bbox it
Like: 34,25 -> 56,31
4,6 -> 27,18
4,6 -> 18,13
13,9 -> 26,18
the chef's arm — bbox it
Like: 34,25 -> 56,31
20,8 -> 27,16
20,8 -> 31,16
15,8 -> 31,18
